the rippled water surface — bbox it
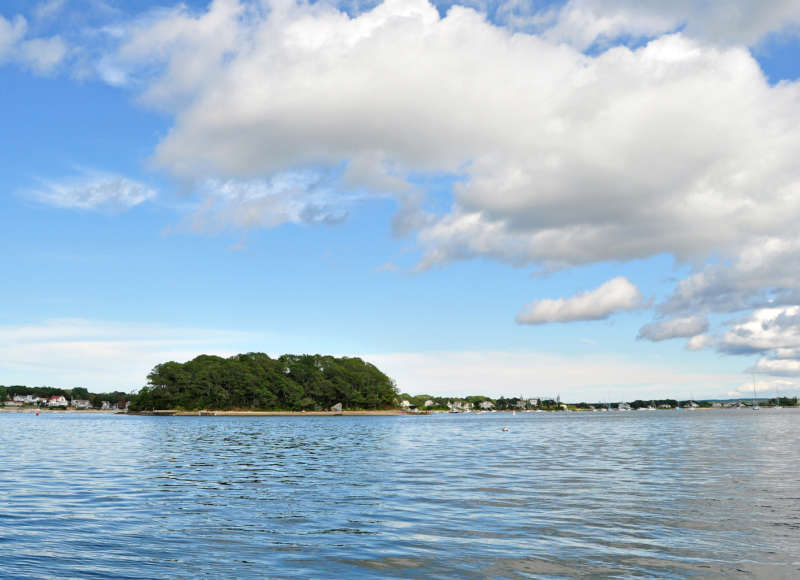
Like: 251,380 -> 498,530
2,410 -> 800,578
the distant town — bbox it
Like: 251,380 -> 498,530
396,394 -> 799,413
0,386 -> 129,411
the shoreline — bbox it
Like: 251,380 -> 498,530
0,408 -> 120,413
129,409 -> 405,416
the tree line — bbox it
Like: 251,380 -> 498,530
128,353 -> 398,412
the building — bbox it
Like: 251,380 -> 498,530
101,401 -> 111,410
47,395 -> 68,407
424,400 -> 434,408
13,395 -> 40,404
479,400 -> 495,410
72,399 -> 91,409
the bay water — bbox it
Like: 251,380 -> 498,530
1,410 -> 799,578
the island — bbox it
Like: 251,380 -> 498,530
128,353 -> 398,412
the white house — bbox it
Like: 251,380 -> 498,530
424,400 -> 434,408
479,400 -> 495,410
101,401 -> 111,410
527,398 -> 539,407
400,400 -> 411,408
47,395 -> 68,407
72,399 -> 91,409
13,395 -> 40,404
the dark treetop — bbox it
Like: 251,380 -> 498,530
128,353 -> 398,412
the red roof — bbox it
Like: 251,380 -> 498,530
48,396 -> 64,401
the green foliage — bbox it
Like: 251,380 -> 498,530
128,353 -> 398,412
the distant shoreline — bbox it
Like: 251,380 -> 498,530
0,408 -> 120,413
128,410 -> 405,416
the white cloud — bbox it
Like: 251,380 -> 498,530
726,376 -> 795,398
32,170 -> 156,210
0,318 -> 258,390
718,306 -> 800,355
637,314 -> 708,342
33,0 -> 66,22
97,1 -> 800,277
749,357 -> 800,377
0,14 -> 27,60
544,0 -> 800,50
172,173 -> 364,234
18,36 -> 67,73
516,277 -> 641,324
367,349 -> 749,400
686,334 -> 713,351
0,12 -> 67,73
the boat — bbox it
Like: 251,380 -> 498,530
752,375 -> 760,411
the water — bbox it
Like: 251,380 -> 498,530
1,410 -> 799,578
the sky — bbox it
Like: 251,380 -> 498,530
2,0 -> 800,402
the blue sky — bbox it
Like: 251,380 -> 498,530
2,0 -> 800,401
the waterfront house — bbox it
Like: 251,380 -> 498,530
400,400 -> 411,408
424,400 -> 434,408
479,400 -> 495,410
527,398 -> 539,408
47,395 -> 68,407
4,400 -> 23,407
13,395 -> 41,404
72,399 -> 91,409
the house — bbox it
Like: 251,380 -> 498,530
13,395 -> 40,404
47,395 -> 68,407
527,398 -> 539,407
3,400 -> 23,407
400,400 -> 411,408
618,402 -> 632,411
479,400 -> 495,410
684,401 -> 699,409
72,399 -> 91,409
101,401 -> 111,410
515,399 -> 526,409
424,400 -> 434,408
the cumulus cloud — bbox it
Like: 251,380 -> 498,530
0,12 -> 67,73
31,170 -> 156,210
718,306 -> 800,355
94,1 -> 800,275
516,277 -> 641,324
637,315 -> 708,342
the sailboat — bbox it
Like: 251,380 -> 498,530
751,375 -> 760,411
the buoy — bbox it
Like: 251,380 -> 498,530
35,411 -> 39,416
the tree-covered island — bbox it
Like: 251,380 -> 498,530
127,353 -> 398,412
